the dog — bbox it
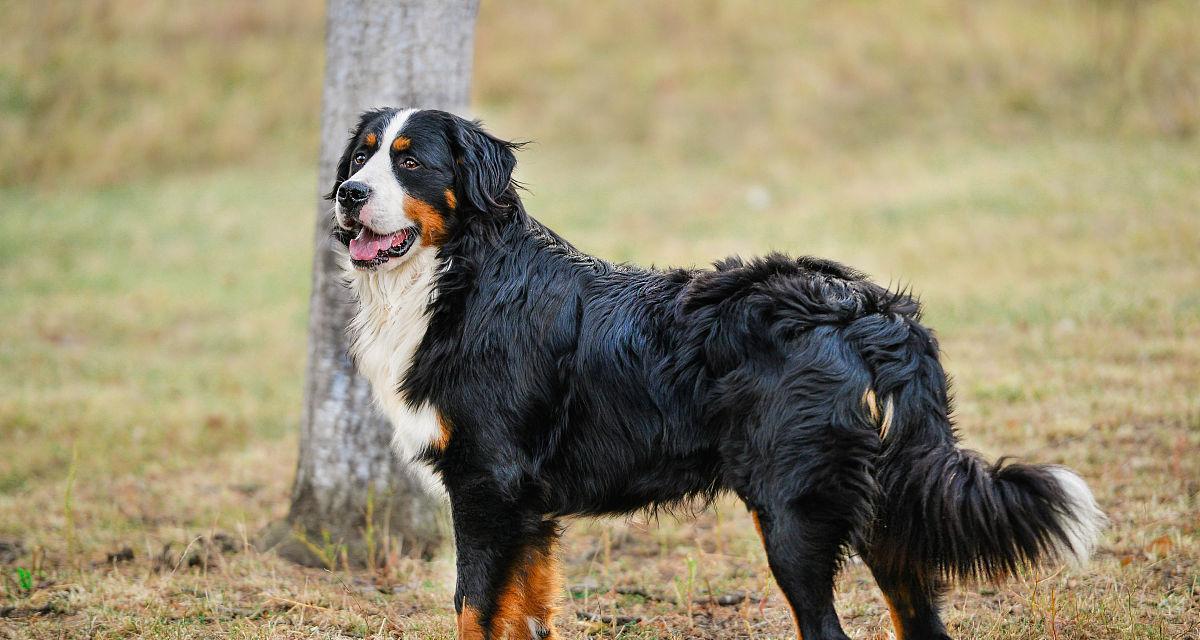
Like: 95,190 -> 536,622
328,107 -> 1105,640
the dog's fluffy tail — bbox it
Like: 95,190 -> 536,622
871,444 -> 1105,584
849,313 -> 1106,585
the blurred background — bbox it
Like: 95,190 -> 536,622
1,1 -> 1197,638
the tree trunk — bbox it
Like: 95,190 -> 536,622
261,0 -> 480,568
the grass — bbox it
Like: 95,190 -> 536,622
2,0 -> 1199,638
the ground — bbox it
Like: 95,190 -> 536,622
1,1 -> 1198,638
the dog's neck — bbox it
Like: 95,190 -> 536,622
346,248 -> 439,315
344,247 -> 444,480
345,246 -> 439,384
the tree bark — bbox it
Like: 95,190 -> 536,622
261,0 -> 480,568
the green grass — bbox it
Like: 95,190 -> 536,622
0,163 -> 312,493
2,0 -> 1199,638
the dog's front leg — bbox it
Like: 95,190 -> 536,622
449,489 -> 562,639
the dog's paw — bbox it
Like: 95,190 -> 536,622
526,616 -> 552,639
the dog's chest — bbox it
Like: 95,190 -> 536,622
348,252 -> 442,462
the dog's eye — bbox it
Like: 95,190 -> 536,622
401,158 -> 421,170
352,152 -> 367,166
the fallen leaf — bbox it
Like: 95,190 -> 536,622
1146,535 -> 1173,557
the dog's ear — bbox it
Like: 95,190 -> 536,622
325,109 -> 386,201
444,114 -> 520,212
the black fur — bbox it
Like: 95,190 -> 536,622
330,109 -> 1099,640
444,113 -> 523,213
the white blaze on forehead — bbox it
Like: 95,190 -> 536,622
344,108 -> 418,232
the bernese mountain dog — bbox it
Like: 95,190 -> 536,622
327,107 -> 1105,640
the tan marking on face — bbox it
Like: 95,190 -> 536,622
364,132 -> 378,148
391,135 -> 411,152
491,540 -> 561,638
457,602 -> 485,640
445,188 -> 457,209
404,196 -> 449,246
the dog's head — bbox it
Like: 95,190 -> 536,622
328,108 -> 519,271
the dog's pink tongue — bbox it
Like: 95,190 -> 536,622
349,229 -> 383,261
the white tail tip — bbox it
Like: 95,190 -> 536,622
1047,467 -> 1107,566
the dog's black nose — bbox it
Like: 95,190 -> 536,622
337,181 -> 371,207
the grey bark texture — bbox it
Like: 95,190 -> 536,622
261,0 -> 480,567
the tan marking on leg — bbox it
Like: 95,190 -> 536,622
457,602 -> 484,640
403,196 -> 449,246
886,600 -> 906,640
882,588 -> 915,640
492,540 -> 562,638
391,135 -> 411,152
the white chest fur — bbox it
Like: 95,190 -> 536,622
346,248 -> 443,468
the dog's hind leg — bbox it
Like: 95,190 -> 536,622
726,351 -> 881,638
857,550 -> 952,640
747,501 -> 853,639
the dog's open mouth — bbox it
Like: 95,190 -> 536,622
348,225 -> 419,269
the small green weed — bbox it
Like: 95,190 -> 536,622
15,566 -> 33,592
292,527 -> 346,572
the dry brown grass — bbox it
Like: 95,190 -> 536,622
2,1 -> 1198,187
2,1 -> 1199,638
